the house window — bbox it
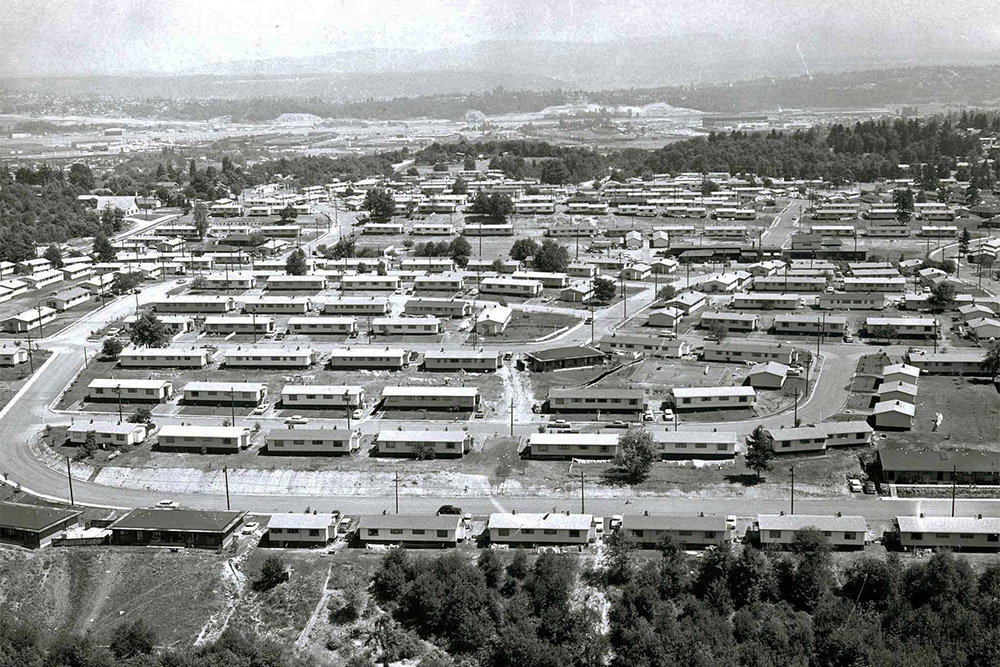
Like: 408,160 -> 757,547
959,533 -> 974,539
705,531 -> 716,538
911,533 -> 923,541
769,530 -> 782,538
390,528 -> 403,535
367,529 -> 378,537
522,529 -> 534,535
436,530 -> 448,538
987,534 -> 998,542
934,533 -> 951,539
412,529 -> 425,535
679,531 -> 692,536
498,529 -> 510,537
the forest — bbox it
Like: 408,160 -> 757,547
3,540 -> 996,667
417,115 -> 998,185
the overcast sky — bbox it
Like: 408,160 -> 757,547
2,0 -> 998,76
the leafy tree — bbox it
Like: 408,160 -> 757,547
100,204 -> 126,233
467,191 -> 513,221
127,407 -> 153,424
451,176 -> 468,195
362,187 -> 396,221
593,276 -> 617,303
693,543 -> 735,613
68,162 -> 95,190
129,311 -> 170,348
254,555 -> 287,591
656,285 -> 677,302
870,324 -> 898,341
109,619 -> 157,660
93,232 -> 116,262
372,548 -> 415,603
708,320 -> 728,343
285,248 -> 308,275
509,238 -> 540,262
77,431 -> 98,460
532,239 -> 570,273
42,245 -> 63,269
101,337 -> 124,360
614,428 -> 657,483
448,236 -> 471,268
110,272 -> 142,296
506,550 -> 530,580
701,179 -> 720,196
982,342 -> 1000,379
540,158 -> 570,185
326,236 -> 357,259
728,545 -> 778,609
602,529 -> 635,585
966,181 -> 980,205
785,529 -> 832,612
489,258 -> 505,272
958,227 -> 972,256
463,155 -> 477,171
192,201 -> 209,239
278,203 -> 298,222
928,281 -> 956,310
894,187 -> 914,224
744,425 -> 774,481
477,549 -> 505,590
432,162 -> 449,172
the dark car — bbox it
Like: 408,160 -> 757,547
437,505 -> 463,516
863,481 -> 877,495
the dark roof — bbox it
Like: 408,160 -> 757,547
0,502 -> 81,532
878,448 -> 999,474
524,345 -> 604,363
110,508 -> 245,533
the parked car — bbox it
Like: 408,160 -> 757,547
351,408 -> 363,419
848,478 -> 863,493
437,505 -> 462,516
155,500 -> 179,509
662,408 -> 675,423
606,420 -> 630,429
337,516 -> 354,534
284,415 -> 309,425
864,481 -> 877,494
546,419 -> 574,432
242,521 -> 260,534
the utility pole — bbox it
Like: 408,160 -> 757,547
346,391 -> 352,429
933,319 -> 939,354
116,385 -> 123,424
394,471 -> 400,514
621,274 -> 627,320
793,387 -> 799,426
83,346 -> 88,368
230,387 -> 236,426
580,471 -> 586,513
223,466 -> 231,510
789,465 -> 795,515
24,325 -> 34,373
951,465 -> 957,517
36,301 -> 44,338
66,456 -> 75,506
510,397 -> 514,436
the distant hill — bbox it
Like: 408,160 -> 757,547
180,36 -> 1000,90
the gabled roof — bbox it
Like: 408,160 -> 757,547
488,512 -> 593,531
622,513 -> 727,532
758,514 -> 867,532
895,515 -> 1000,535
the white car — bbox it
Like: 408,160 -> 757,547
352,408 -> 363,419
725,515 -> 738,533
848,478 -> 863,493
155,500 -> 179,509
662,408 -> 675,422
284,415 -> 309,425
241,521 -> 260,534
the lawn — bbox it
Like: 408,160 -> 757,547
883,375 -> 1000,449
486,310 -> 581,343
0,348 -> 51,410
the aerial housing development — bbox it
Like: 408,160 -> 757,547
0,10 -> 998,664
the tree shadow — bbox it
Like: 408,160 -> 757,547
723,473 -> 763,486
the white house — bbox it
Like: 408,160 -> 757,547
671,386 -> 756,411
488,512 -> 595,546
157,425 -> 249,453
757,514 -> 866,550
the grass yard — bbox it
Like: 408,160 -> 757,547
486,310 -> 581,343
0,348 -> 51,410
883,375 -> 1000,449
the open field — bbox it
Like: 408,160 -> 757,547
883,375 -> 1000,450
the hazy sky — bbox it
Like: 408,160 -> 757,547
2,0 -> 999,75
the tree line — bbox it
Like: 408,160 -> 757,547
364,540 -> 1000,667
